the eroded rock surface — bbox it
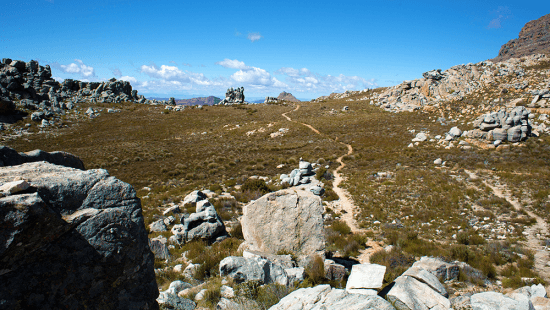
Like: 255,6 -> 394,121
241,188 -> 325,256
0,160 -> 158,310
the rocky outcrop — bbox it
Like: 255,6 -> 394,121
277,91 -> 300,102
170,192 -> 229,244
0,158 -> 158,309
466,106 -> 533,143
269,284 -> 395,310
0,59 -> 147,112
218,87 -> 245,105
241,188 -> 325,256
493,13 -> 550,62
0,145 -> 84,169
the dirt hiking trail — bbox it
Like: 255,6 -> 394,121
282,105 -> 371,262
464,169 -> 550,282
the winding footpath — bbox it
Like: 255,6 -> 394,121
282,105 -> 366,234
464,169 -> 550,282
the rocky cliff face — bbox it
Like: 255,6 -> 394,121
0,147 -> 158,310
493,13 -> 550,62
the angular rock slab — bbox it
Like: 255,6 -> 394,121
346,263 -> 386,294
269,284 -> 395,310
471,291 -> 533,310
402,266 -> 448,297
0,162 -> 158,310
386,275 -> 451,310
241,189 -> 325,256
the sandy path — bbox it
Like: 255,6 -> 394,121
282,105 -> 371,262
464,169 -> 550,281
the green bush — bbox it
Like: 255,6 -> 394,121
330,220 -> 351,235
241,178 -> 270,194
305,255 -> 325,285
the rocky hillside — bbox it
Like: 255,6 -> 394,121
277,91 -> 300,102
493,13 -> 550,62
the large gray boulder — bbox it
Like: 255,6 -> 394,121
241,188 -> 325,256
269,284 -> 395,310
0,161 -> 158,310
0,146 -> 84,169
219,256 -> 289,285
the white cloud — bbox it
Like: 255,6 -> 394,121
247,32 -> 262,42
275,66 -> 377,94
120,76 -> 137,83
231,67 -> 287,88
488,6 -> 511,29
140,64 -> 212,85
55,59 -> 95,78
216,59 -> 249,70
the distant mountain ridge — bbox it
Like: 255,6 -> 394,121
148,96 -> 221,106
277,91 -> 300,102
493,13 -> 550,62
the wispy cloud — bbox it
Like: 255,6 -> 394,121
275,66 -> 377,93
112,68 -> 122,77
247,32 -> 263,42
488,6 -> 512,29
216,59 -> 250,70
51,59 -> 95,78
235,29 -> 242,36
140,64 -> 214,86
120,76 -> 137,83
182,63 -> 192,67
169,60 -> 178,65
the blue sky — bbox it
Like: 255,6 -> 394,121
2,1 -> 549,100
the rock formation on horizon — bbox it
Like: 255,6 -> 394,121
218,87 -> 245,105
277,91 -> 300,102
493,13 -> 550,62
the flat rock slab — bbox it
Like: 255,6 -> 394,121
471,291 -> 533,310
269,284 -> 395,310
346,263 -> 386,292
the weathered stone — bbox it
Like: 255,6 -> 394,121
508,125 -> 523,142
471,291 -> 533,310
219,256 -> 288,285
402,266 -> 448,297
0,146 -> 84,169
269,284 -> 395,310
493,128 -> 508,141
386,275 -> 451,310
412,256 -> 459,281
324,259 -> 346,281
175,200 -> 228,243
412,132 -> 427,142
0,179 -> 30,195
449,126 -> 463,137
241,188 -> 325,256
0,161 -> 158,310
310,185 -> 325,196
149,219 -> 168,232
346,263 -> 386,295
157,291 -> 195,310
149,237 -> 171,260
182,190 -> 207,205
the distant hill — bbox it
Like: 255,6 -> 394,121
147,96 -> 221,106
277,92 -> 300,102
492,13 -> 550,62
